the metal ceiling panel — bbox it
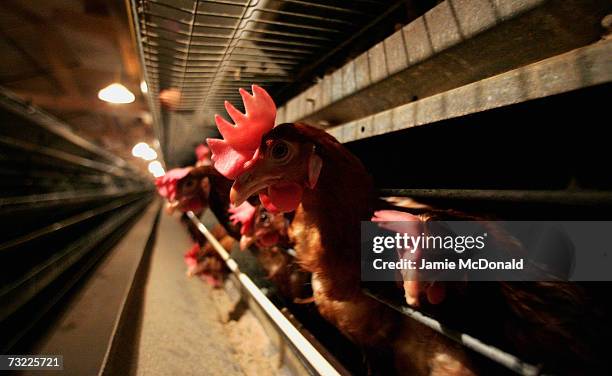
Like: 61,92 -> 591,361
130,0 -> 405,166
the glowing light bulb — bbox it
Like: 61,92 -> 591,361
98,83 -> 135,104
140,81 -> 148,94
148,161 -> 165,177
131,142 -> 157,161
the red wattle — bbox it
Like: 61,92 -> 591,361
259,182 -> 303,213
258,232 -> 280,247
426,283 -> 446,305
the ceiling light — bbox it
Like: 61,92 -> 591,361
140,81 -> 148,94
132,142 -> 157,161
98,83 -> 135,104
148,161 -> 165,178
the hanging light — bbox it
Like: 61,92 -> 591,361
98,83 -> 135,104
148,161 -> 165,177
140,80 -> 148,94
132,142 -> 157,161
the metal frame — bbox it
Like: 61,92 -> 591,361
0,89 -> 150,181
126,1 -> 612,374
131,0 -> 409,165
276,0 -> 611,126
326,40 -> 612,144
135,0 -> 402,114
186,211 -> 341,376
0,89 -> 154,351
0,198 -> 151,324
363,290 -> 541,376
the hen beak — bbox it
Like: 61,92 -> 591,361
239,235 -> 255,251
230,169 -> 281,206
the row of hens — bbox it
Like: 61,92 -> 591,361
155,85 -> 609,375
155,141 -> 310,304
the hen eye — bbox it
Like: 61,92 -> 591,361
270,141 -> 290,161
180,177 -> 197,193
185,179 -> 196,188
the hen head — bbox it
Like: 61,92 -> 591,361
156,166 -> 212,213
207,85 -> 323,213
229,123 -> 323,213
244,205 -> 290,250
176,169 -> 211,212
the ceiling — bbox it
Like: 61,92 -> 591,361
0,0 -> 435,171
0,0 -> 155,173
133,0 -> 429,168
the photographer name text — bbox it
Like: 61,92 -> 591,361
373,257 -> 524,271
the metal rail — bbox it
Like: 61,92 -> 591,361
0,135 -> 136,181
363,290 -> 542,376
186,211 -> 341,376
0,85 -> 155,355
0,188 -> 150,212
130,0 -> 405,165
0,199 -> 154,353
379,189 -> 612,206
0,88 -> 150,182
0,195 -> 146,252
277,0 -> 611,126
326,40 -> 612,144
0,198 -> 151,323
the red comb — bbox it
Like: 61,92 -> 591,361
371,210 -> 419,222
195,144 -> 211,162
228,201 -> 257,235
371,210 -> 422,235
155,167 -> 191,201
206,85 -> 276,179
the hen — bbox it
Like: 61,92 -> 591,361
373,209 -> 608,374
230,201 -> 311,302
156,164 -> 240,239
207,85 -> 474,375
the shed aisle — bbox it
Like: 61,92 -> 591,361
135,212 -> 280,376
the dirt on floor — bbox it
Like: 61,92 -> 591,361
208,279 -> 290,376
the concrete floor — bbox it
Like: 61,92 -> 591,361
15,206 -> 284,376
134,212 -> 282,376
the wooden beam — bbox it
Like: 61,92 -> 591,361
52,9 -> 116,36
55,6 -> 141,82
13,91 -> 147,117
109,5 -> 140,82
2,1 -> 81,96
42,32 -> 82,96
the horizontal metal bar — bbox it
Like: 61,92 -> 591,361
231,27 -> 335,43
146,49 -> 304,63
233,18 -> 344,34
0,89 -> 148,182
363,290 -> 541,376
0,187 -> 150,212
144,49 -> 305,63
379,189 -> 612,206
0,199 -> 150,323
0,166 -> 114,186
243,7 -> 356,26
148,52 -> 299,70
186,211 -> 340,376
143,23 -> 334,42
281,0 -> 610,126
276,0 -> 368,15
0,194 -> 148,252
146,33 -> 316,54
327,40 -> 612,143
0,135 -> 139,182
